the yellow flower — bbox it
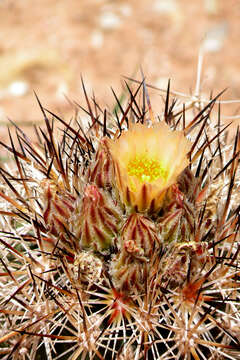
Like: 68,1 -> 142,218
107,122 -> 191,212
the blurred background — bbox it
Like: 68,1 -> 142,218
0,0 -> 240,148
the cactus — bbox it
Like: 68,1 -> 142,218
0,78 -> 240,360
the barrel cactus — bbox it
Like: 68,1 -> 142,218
0,79 -> 239,360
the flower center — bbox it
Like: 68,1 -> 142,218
127,154 -> 167,183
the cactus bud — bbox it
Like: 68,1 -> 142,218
74,184 -> 122,253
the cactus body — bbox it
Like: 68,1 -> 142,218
0,81 -> 239,360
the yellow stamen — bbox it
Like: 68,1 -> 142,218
127,154 -> 167,183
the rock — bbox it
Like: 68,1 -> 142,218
7,81 -> 28,97
90,30 -> 104,49
99,11 -> 121,30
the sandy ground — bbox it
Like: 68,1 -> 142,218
0,0 -> 240,158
